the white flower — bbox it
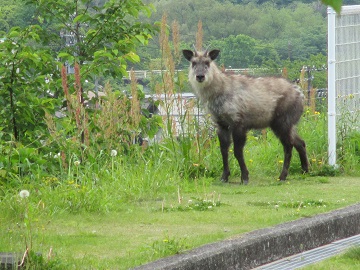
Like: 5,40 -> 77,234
54,152 -> 60,159
19,190 -> 30,198
111,150 -> 118,157
74,160 -> 81,166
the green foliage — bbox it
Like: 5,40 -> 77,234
0,26 -> 59,143
148,0 -> 327,65
0,0 -> 36,30
322,0 -> 342,13
2,0 -> 331,70
25,0 -> 157,80
0,0 -> 159,183
0,26 -> 60,180
282,53 -> 327,89
211,34 -> 280,68
266,3 -> 327,61
23,250 -> 65,270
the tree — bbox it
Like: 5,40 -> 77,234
0,26 -> 58,143
210,34 -> 280,68
282,53 -> 327,89
0,1 -> 36,29
0,1 -> 158,179
22,0 -> 158,147
25,0 -> 157,81
147,0 -> 327,63
1,0 -> 156,144
0,25 -> 60,178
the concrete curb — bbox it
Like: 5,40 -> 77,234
134,203 -> 360,270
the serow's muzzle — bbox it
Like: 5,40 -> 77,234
196,75 -> 205,82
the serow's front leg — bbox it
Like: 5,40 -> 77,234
217,127 -> 231,182
232,128 -> 249,185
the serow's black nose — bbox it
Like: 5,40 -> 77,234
196,75 -> 205,82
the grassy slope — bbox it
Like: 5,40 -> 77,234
1,176 -> 359,269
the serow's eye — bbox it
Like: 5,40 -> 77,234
204,61 -> 210,67
191,62 -> 196,67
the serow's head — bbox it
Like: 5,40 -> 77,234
183,49 -> 220,83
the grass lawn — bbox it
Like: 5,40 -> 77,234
1,175 -> 359,269
303,247 -> 360,270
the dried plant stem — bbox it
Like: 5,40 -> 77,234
172,20 -> 180,63
196,21 -> 203,51
61,65 -> 71,114
74,63 -> 87,146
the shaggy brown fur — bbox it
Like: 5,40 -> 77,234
183,48 -> 309,184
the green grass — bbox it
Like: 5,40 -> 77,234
303,246 -> 360,269
1,105 -> 359,269
1,176 -> 359,269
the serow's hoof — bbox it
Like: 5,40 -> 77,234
221,172 -> 230,183
221,178 -> 228,183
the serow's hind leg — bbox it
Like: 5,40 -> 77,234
279,141 -> 293,181
275,128 -> 294,181
293,132 -> 309,173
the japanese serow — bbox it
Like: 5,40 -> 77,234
183,48 -> 309,184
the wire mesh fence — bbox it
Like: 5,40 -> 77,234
328,5 -> 360,166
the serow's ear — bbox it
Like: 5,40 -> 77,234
208,49 -> 220,61
183,50 -> 194,62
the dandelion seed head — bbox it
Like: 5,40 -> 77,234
111,149 -> 118,157
19,190 -> 30,198
74,160 -> 80,166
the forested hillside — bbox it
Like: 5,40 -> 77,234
1,0 -> 356,84
147,0 -> 327,60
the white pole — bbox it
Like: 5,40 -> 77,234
327,7 -> 337,167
